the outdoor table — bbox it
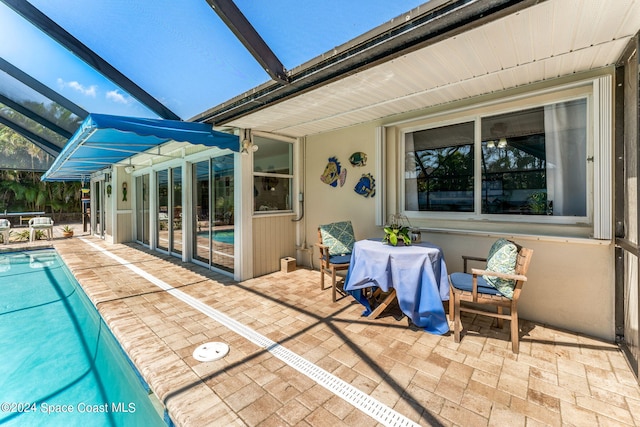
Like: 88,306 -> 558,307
344,239 -> 450,335
0,211 -> 45,226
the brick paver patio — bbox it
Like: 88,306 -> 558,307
4,228 -> 639,426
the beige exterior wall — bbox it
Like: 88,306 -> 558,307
302,123 -> 384,261
426,232 -> 614,340
104,167 -> 135,244
299,73 -> 616,341
253,214 -> 296,277
115,168 -> 134,243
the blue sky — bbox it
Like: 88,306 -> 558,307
1,0 -> 427,120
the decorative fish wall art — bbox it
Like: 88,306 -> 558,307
349,152 -> 367,167
354,173 -> 375,197
320,156 -> 347,187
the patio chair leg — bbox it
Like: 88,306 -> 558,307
320,268 -> 325,290
448,289 -> 454,323
511,306 -> 520,354
496,307 -> 504,329
331,268 -> 337,302
453,292 -> 461,343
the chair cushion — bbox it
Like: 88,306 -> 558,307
320,221 -> 355,256
450,272 -> 504,296
327,254 -> 351,265
483,238 -> 518,299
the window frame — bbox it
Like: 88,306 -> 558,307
399,86 -> 595,226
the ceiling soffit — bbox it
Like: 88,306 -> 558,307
214,0 -> 640,137
195,0 -> 541,126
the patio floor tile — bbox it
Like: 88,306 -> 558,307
7,230 -> 638,426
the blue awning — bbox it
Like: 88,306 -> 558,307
42,113 -> 239,181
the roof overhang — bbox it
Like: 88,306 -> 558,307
42,114 -> 238,181
194,0 -> 640,137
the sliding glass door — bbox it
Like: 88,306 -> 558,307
155,168 -> 182,256
136,174 -> 150,245
193,161 -> 210,264
171,167 -> 182,256
157,170 -> 169,251
192,155 -> 234,273
92,179 -> 105,238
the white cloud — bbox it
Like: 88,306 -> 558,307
57,78 -> 97,97
106,89 -> 130,104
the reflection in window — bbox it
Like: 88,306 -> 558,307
157,169 -> 169,251
405,122 -> 474,212
404,98 -> 588,218
253,136 -> 293,212
136,174 -> 149,244
481,100 -> 586,216
192,155 -> 234,273
172,167 -> 182,255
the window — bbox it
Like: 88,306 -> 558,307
405,122 -> 474,212
404,98 -> 588,220
253,135 -> 293,212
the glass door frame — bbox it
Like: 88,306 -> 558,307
191,154 -> 236,276
91,176 -> 105,239
154,167 -> 183,258
135,173 -> 151,246
171,166 -> 183,257
156,169 -> 170,252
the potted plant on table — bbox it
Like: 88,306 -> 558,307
61,225 -> 74,238
383,223 -> 411,246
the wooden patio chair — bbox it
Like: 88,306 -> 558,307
316,220 -> 355,302
29,217 -> 54,242
449,239 -> 533,353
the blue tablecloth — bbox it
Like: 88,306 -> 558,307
344,239 -> 450,335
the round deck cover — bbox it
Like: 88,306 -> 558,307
193,342 -> 229,362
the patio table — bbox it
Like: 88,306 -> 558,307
0,211 -> 45,226
344,239 -> 450,335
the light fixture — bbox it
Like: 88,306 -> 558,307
240,129 -> 258,155
497,138 -> 508,148
124,165 -> 135,174
486,140 -> 495,148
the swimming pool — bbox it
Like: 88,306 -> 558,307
0,250 -> 167,426
198,229 -> 234,244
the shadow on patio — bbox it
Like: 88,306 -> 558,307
48,236 -> 640,426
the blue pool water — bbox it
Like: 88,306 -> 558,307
0,250 -> 167,427
198,229 -> 234,244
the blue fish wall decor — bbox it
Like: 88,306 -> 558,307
354,173 -> 375,197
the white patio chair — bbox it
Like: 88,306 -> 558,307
0,219 -> 10,244
29,217 -> 54,242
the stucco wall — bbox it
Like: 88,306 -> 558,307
302,123 -> 384,265
300,122 -> 616,341
427,232 -> 614,340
